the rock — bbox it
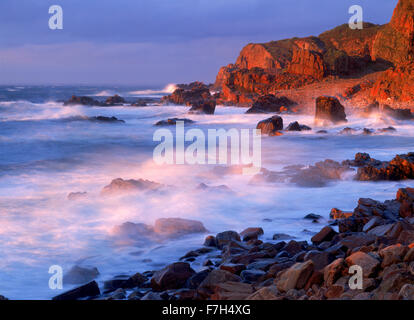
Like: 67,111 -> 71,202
324,258 -> 345,287
286,121 -> 311,131
356,153 -> 414,181
215,231 -> 241,249
155,118 -> 195,126
382,105 -> 413,120
397,188 -> 414,218
107,288 -> 126,300
345,251 -> 380,277
304,213 -> 322,221
240,269 -> 266,283
246,95 -> 296,114
288,38 -> 326,79
188,100 -> 216,115
340,233 -> 376,251
105,95 -> 126,105
151,262 -> 195,291
52,281 -> 100,300
162,82 -> 211,105
315,96 -> 347,124
204,235 -> 217,247
256,115 -> 283,136
275,260 -> 314,292
273,233 -> 295,241
185,269 -> 211,289
89,116 -> 125,123
378,126 -> 397,133
197,269 -> 241,298
219,263 -> 246,275
67,192 -> 88,201
311,226 -> 337,245
372,0 -> 414,66
101,178 -> 162,196
210,281 -> 254,300
339,127 -> 358,135
330,208 -> 353,220
0,295 -> 8,300
304,250 -> 335,270
63,266 -> 100,285
399,284 -> 414,300
379,244 -> 408,267
404,247 -> 414,262
362,216 -> 383,232
154,218 -> 207,237
240,227 -> 264,241
246,285 -> 281,300
63,95 -> 102,106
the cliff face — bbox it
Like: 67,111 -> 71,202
372,0 -> 414,66
215,23 -> 386,105
370,0 -> 414,105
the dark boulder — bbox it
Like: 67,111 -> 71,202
64,95 -> 102,106
101,178 -> 162,196
161,82 -> 211,106
155,118 -> 195,126
256,115 -> 283,136
89,116 -> 125,123
151,262 -> 195,291
105,94 -> 126,105
286,121 -> 312,131
52,281 -> 100,300
188,100 -> 216,114
246,95 -> 296,114
315,96 -> 347,124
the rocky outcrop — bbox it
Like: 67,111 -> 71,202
161,82 -> 211,106
256,115 -> 283,136
246,94 -> 296,114
315,96 -> 347,124
154,118 -> 195,126
372,0 -> 414,66
105,94 -> 126,105
101,178 -> 163,196
188,100 -> 216,114
370,62 -> 414,104
64,95 -> 103,106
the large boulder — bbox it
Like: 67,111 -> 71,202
52,281 -> 100,300
256,115 -> 283,136
315,96 -> 347,124
162,82 -> 211,106
246,94 -> 296,114
188,100 -> 216,115
151,262 -> 195,291
345,251 -> 380,278
275,260 -> 314,292
105,94 -> 126,105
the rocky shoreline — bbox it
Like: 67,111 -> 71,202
45,159 -> 414,300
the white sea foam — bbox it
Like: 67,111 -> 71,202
0,102 -> 413,299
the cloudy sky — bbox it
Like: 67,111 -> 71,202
0,0 -> 398,86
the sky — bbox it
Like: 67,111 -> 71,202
0,0 -> 398,87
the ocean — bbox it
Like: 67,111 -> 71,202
0,85 -> 413,299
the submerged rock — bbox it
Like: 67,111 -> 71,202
154,118 -> 195,126
105,94 -> 126,106
101,178 -> 163,196
63,266 -> 100,285
67,192 -> 88,201
154,218 -> 207,237
64,95 -> 102,106
286,121 -> 312,131
89,116 -> 125,123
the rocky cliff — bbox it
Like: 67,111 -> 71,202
215,22 -> 387,105
213,0 -> 414,108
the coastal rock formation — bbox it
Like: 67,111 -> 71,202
188,100 -> 216,114
161,82 -> 211,106
154,118 -> 195,126
105,94 -> 126,105
372,0 -> 414,66
64,95 -> 102,106
256,115 -> 283,136
246,94 -> 296,114
101,178 -> 163,196
315,96 -> 347,124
